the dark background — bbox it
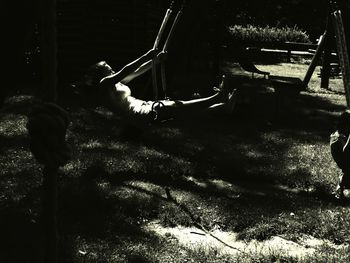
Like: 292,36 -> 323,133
2,0 -> 350,102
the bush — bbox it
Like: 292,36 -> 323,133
228,24 -> 311,44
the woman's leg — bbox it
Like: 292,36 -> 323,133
160,74 -> 229,112
175,92 -> 222,108
158,92 -> 221,115
153,75 -> 237,119
157,89 -> 237,119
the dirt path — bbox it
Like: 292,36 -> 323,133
144,221 -> 347,259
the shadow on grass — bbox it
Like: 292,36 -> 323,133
57,165 -> 167,262
0,206 -> 43,263
0,176 -> 44,263
0,134 -> 28,152
0,86 -> 348,261
65,82 -> 343,192
0,95 -> 36,116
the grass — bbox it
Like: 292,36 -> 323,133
1,61 -> 350,262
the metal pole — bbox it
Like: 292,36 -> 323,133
40,0 -> 58,262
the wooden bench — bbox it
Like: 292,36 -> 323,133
246,42 -> 318,62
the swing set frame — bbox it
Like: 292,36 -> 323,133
272,0 -> 350,106
151,0 -> 187,100
305,0 -> 350,102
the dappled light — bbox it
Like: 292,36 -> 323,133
2,0 -> 350,261
1,79 -> 350,261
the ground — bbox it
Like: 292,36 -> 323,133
1,61 -> 350,263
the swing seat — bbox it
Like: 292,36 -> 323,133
269,75 -> 306,95
238,60 -> 270,79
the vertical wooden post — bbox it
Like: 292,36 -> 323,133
303,33 -> 327,86
212,0 -> 224,84
287,49 -> 292,63
43,166 -> 58,263
321,13 -> 333,90
40,0 -> 57,103
40,0 -> 58,262
332,9 -> 350,106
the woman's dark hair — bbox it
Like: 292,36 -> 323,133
74,61 -> 114,106
337,109 -> 350,135
82,61 -> 114,88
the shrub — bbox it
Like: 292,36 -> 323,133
228,24 -> 311,44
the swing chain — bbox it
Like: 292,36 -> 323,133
151,101 -> 165,122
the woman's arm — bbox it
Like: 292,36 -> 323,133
121,51 -> 168,84
120,60 -> 153,84
100,49 -> 156,87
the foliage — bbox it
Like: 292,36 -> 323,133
224,0 -> 328,41
228,24 -> 311,44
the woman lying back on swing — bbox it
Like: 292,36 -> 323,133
75,48 -> 237,128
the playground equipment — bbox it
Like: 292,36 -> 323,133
151,2 -> 173,100
161,3 -> 185,98
269,31 -> 327,93
302,33 -> 327,86
152,0 -> 186,100
271,0 -> 350,103
332,9 -> 350,106
316,0 -> 350,106
238,58 -> 270,79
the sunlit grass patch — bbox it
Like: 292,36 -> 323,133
0,114 -> 28,138
238,204 -> 350,245
144,221 -> 350,262
303,244 -> 350,263
301,207 -> 350,244
257,63 -> 345,94
0,149 -> 38,175
284,142 -> 339,189
0,148 -> 41,204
